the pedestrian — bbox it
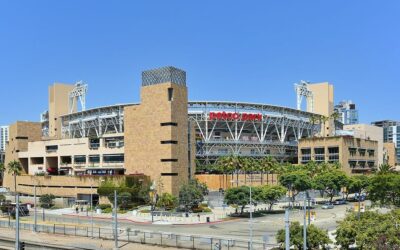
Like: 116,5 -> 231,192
197,214 -> 200,222
75,205 -> 79,214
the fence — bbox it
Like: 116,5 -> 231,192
0,220 -> 278,250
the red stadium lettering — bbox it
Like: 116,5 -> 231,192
208,112 -> 262,121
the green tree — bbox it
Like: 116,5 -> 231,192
224,186 -> 254,214
217,156 -> 236,188
336,210 -> 400,249
179,180 -> 205,211
346,175 -> 369,200
39,194 -> 56,208
368,172 -> 400,207
313,169 -> 348,202
279,170 -> 312,205
156,193 -> 178,210
276,221 -> 331,249
258,185 -> 287,211
8,160 -> 22,195
107,191 -> 133,209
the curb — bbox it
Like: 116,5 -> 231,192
61,213 -> 237,226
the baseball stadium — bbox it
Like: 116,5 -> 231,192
3,66 -> 328,199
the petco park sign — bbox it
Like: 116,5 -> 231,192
209,112 -> 263,121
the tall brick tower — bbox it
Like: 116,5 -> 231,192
124,66 -> 190,195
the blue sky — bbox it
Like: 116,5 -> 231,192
1,1 -> 399,125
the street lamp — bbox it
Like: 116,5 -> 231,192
149,181 -> 157,223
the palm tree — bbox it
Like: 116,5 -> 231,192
309,115 -> 319,137
259,156 -> 277,185
330,112 -> 340,136
8,160 -> 22,195
217,155 -> 241,188
319,116 -> 329,137
0,162 -> 5,182
376,164 -> 395,174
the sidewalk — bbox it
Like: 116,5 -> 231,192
0,227 -> 172,250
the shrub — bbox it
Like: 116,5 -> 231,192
202,207 -> 212,213
39,194 -> 55,208
140,209 -> 151,213
98,204 -> 111,210
102,207 -> 113,213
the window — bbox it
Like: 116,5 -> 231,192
160,122 -> 178,126
314,148 -> 325,162
103,154 -> 124,163
46,145 -> 58,152
74,155 -> 86,164
161,159 -> 178,162
161,140 -> 178,144
368,149 -> 375,157
161,173 -> 178,176
89,155 -> 100,163
89,138 -> 100,149
168,88 -> 174,101
328,147 -> 339,162
301,148 -> 311,163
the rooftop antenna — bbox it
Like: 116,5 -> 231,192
69,81 -> 88,113
294,80 -> 314,112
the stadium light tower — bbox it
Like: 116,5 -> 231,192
295,80 -> 314,113
69,81 -> 88,114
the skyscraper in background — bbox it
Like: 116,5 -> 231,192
0,126 -> 9,163
371,120 -> 400,164
334,100 -> 359,125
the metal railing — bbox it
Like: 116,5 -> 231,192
0,220 -> 277,250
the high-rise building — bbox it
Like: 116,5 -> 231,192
334,100 -> 359,125
0,126 -> 9,163
371,120 -> 400,164
0,126 -> 9,152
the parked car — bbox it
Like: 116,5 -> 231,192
321,203 -> 334,209
334,199 -> 347,205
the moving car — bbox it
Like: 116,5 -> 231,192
334,199 -> 347,205
321,203 -> 334,209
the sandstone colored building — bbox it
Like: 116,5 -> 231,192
3,66 -> 194,200
298,136 -> 378,175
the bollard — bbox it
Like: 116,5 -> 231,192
53,224 -> 55,234
64,225 -> 66,235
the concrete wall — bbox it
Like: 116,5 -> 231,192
48,84 -> 76,139
195,173 -> 279,191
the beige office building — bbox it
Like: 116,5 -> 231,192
298,135 -> 378,175
3,66 -> 194,198
343,124 -> 384,166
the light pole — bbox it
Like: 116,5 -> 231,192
303,197 -> 307,250
113,190 -> 118,249
16,194 -> 20,250
90,184 -> 93,238
285,208 -> 290,250
34,184 -> 37,232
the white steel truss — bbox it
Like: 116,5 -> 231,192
188,101 -> 321,164
69,81 -> 88,114
295,80 -> 314,112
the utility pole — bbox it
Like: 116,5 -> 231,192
90,184 -> 93,238
249,180 -> 253,250
16,194 -> 20,250
285,208 -> 290,250
303,198 -> 307,250
114,190 -> 118,249
34,185 -> 37,232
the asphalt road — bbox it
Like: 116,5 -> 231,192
21,203 -> 354,244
